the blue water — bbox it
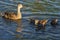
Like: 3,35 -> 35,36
0,0 -> 60,40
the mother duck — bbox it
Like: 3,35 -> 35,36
3,4 -> 23,20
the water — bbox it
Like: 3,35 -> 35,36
0,0 -> 60,40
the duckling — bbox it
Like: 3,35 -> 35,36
35,19 -> 48,30
29,18 -> 39,25
29,18 -> 35,23
38,19 -> 48,27
51,18 -> 58,26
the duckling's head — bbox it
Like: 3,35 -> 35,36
29,18 -> 35,23
54,19 -> 58,22
5,12 -> 8,15
35,19 -> 39,25
18,4 -> 23,8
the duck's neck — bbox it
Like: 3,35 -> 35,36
17,6 -> 22,19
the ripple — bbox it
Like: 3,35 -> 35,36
0,0 -> 60,40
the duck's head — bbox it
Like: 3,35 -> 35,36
18,4 -> 23,8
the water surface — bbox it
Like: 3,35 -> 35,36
0,0 -> 60,40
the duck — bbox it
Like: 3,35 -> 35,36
51,18 -> 58,26
3,4 -> 23,20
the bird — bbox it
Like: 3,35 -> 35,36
50,18 -> 58,26
29,18 -> 35,23
29,18 -> 39,25
3,4 -> 23,20
34,19 -> 48,30
37,19 -> 48,28
29,18 -> 48,26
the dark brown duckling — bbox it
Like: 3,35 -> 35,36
51,19 -> 58,26
30,18 -> 39,25
29,18 -> 35,23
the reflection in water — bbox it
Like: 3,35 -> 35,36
15,19 -> 22,32
35,25 -> 45,31
3,18 -> 23,32
14,19 -> 23,39
2,18 -> 23,39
